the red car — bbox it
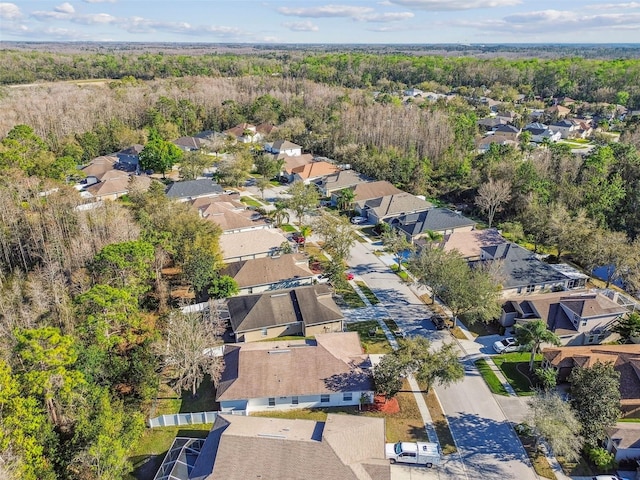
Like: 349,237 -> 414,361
291,233 -> 305,244
345,272 -> 355,280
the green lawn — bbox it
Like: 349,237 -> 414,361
240,196 -> 264,207
334,283 -> 366,308
475,359 -> 509,396
345,320 -> 393,354
127,424 -> 212,480
280,223 -> 297,233
355,281 -> 380,305
493,352 -> 541,396
390,264 -> 409,281
152,376 -> 218,417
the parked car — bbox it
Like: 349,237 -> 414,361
223,189 -> 238,195
385,441 -> 441,468
431,315 -> 446,330
345,272 -> 355,280
593,476 -> 631,480
492,337 -> 519,354
291,233 -> 305,244
350,216 -> 367,224
314,273 -> 330,284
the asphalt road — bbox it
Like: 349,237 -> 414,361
346,239 -> 537,480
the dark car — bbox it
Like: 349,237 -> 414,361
431,315 -> 446,330
291,232 -> 305,244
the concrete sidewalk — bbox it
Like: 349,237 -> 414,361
349,280 -> 441,447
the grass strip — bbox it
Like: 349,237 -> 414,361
475,359 -> 509,396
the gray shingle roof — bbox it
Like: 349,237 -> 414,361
227,285 -> 342,334
165,179 -> 223,199
481,243 -> 567,289
190,414 -> 388,480
388,208 -> 476,236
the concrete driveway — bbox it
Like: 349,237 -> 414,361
345,240 -> 537,480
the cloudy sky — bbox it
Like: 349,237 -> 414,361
1,1 -> 640,43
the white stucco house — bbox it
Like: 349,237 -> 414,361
216,333 -> 373,414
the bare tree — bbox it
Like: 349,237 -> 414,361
475,178 -> 511,228
161,306 -> 226,397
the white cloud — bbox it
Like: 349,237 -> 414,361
360,11 -> 414,22
0,2 -> 22,19
454,9 -> 640,35
278,4 -> 374,18
83,0 -> 117,3
587,2 -> 640,9
54,2 -> 75,14
282,21 -> 319,31
277,3 -> 413,22
388,0 -> 520,10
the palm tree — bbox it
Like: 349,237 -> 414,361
514,319 -> 561,372
271,201 -> 290,227
337,188 -> 355,213
422,229 -> 443,246
299,225 -> 312,249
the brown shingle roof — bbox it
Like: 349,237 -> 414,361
543,345 -> 640,400
352,181 -> 402,202
606,423 -> 640,449
82,155 -> 117,178
192,414 -> 388,480
216,332 -> 371,401
360,193 -> 432,220
221,253 -> 312,289
292,161 -> 339,180
443,228 -> 506,258
219,229 -> 289,261
282,153 -> 314,173
223,123 -> 256,138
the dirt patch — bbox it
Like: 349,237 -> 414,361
367,395 -> 400,414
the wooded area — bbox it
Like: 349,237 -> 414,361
1,46 -> 640,478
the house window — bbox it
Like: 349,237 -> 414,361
343,392 -> 353,402
261,328 -> 268,337
526,285 -> 535,293
291,396 -> 299,405
320,394 -> 330,403
268,397 -> 275,407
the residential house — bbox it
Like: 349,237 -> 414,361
255,122 -> 278,137
220,229 -> 290,263
350,181 -> 402,204
194,130 -> 227,150
492,124 -> 521,141
496,111 -> 519,123
605,424 -> 640,462
226,284 -> 343,342
195,198 -> 270,234
404,88 -> 423,97
477,117 -> 508,131
357,193 -> 432,225
81,155 -> 118,182
316,170 -> 372,198
292,161 -> 340,184
387,208 -> 476,244
442,228 -> 507,261
502,292 -> 628,345
479,96 -> 501,113
115,145 -> 143,168
84,170 -> 152,201
554,96 -> 577,107
545,105 -> 571,118
542,344 -> 640,415
223,123 -> 261,143
221,253 -> 314,295
476,136 -> 519,153
173,136 -> 204,152
279,153 -> 315,182
550,118 -> 593,139
216,332 -> 372,413
480,243 -> 584,297
165,179 -> 223,202
156,414 -> 389,480
523,122 -> 562,143
266,140 -> 303,157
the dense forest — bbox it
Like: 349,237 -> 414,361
1,47 -> 640,478
2,49 -> 640,106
